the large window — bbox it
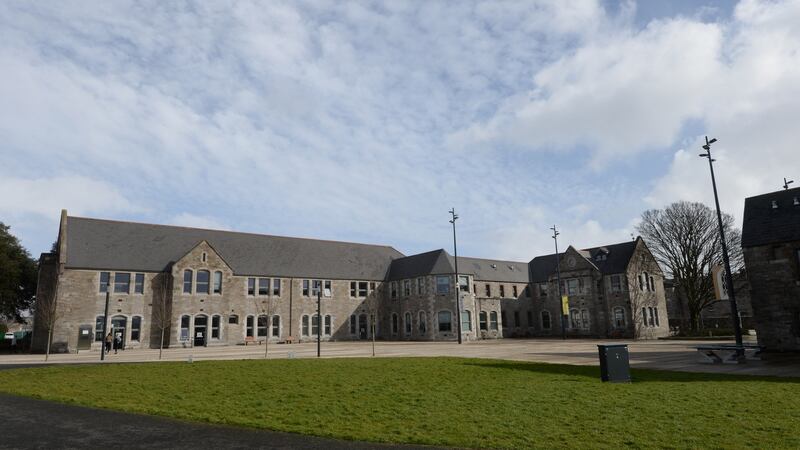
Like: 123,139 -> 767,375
437,311 -> 452,332
611,275 -> 622,292
541,311 -> 551,330
405,312 -> 412,334
311,280 -> 320,297
479,311 -> 488,331
134,273 -> 144,294
258,278 -> 269,296
311,314 -> 320,335
642,308 -> 648,327
514,311 -> 520,327
458,275 -> 470,292
490,311 -> 499,330
418,311 -> 427,333
95,316 -> 104,341
272,315 -> 280,337
391,313 -> 399,334
246,315 -> 254,337
358,281 -> 368,297
350,282 -> 357,297
323,280 -> 332,297
302,315 -> 309,336
613,307 -> 626,328
273,278 -> 281,296
99,272 -> 110,293
180,315 -> 190,341
436,276 -> 450,295
196,270 -> 210,294
461,310 -> 472,332
324,315 -> 331,336
648,307 -> 655,327
114,272 -> 131,293
213,271 -> 222,294
564,279 -> 579,296
391,282 -> 398,299
570,309 -> 580,329
211,315 -> 220,339
403,280 -> 411,297
131,316 -> 141,341
257,315 -> 268,337
417,277 -> 424,295
247,278 -> 255,296
302,279 -> 310,296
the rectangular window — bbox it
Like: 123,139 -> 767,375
311,315 -> 319,336
648,307 -> 655,327
438,311 -> 452,332
130,317 -> 141,341
611,275 -> 622,292
99,272 -> 110,293
248,278 -> 255,296
324,280 -> 332,297
461,311 -> 471,331
654,307 -> 660,327
211,316 -> 220,339
391,281 -> 398,299
499,285 -> 505,298
358,281 -> 368,297
246,316 -> 254,337
257,316 -> 268,337
479,312 -> 487,330
642,308 -> 648,327
485,284 -> 491,297
183,270 -> 193,293
196,270 -> 210,294
580,309 -> 590,330
312,280 -> 321,297
512,285 -> 518,297
134,273 -> 144,294
458,275 -> 469,292
180,316 -> 190,341
350,281 -> 357,297
303,279 -> 310,296
417,277 -> 424,295
436,276 -> 450,295
213,271 -> 222,294
403,279 -> 411,297
541,311 -> 551,329
114,272 -> 131,294
490,311 -> 498,330
302,315 -> 309,336
258,278 -> 269,296
273,278 -> 281,296
566,279 -> 579,296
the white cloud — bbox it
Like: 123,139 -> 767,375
167,213 -> 230,231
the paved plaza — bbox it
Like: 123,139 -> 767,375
2,338 -> 798,377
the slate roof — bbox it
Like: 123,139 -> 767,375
741,187 -> 800,247
528,240 -> 638,282
458,256 -> 530,283
64,216 -> 405,280
387,250 -> 530,282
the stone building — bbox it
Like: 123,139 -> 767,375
742,186 -> 800,352
664,274 -> 754,332
33,212 -> 669,353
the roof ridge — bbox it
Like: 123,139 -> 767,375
67,215 -> 405,254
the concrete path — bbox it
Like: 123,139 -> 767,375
1,338 -> 798,377
0,394 -> 434,450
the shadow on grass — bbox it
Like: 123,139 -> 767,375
461,360 -> 800,383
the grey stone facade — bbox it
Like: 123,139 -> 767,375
33,213 -> 669,353
742,187 -> 800,351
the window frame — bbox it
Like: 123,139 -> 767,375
99,272 -> 110,293
479,311 -> 488,331
541,311 -> 552,330
247,278 -> 255,296
196,270 -> 210,294
489,311 -> 499,331
134,273 -> 145,294
114,272 -> 131,294
437,310 -> 452,332
435,276 -> 450,295
213,271 -> 223,294
272,278 -> 281,296
211,315 -> 220,339
272,315 -> 280,337
461,310 -> 472,332
258,278 -> 270,296
131,316 -> 141,341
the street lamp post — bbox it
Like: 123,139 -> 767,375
551,225 -> 566,340
699,136 -> 744,355
449,208 -> 463,345
317,284 -> 321,358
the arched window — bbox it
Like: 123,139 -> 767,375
131,316 -> 142,341
183,270 -> 193,293
94,316 -> 104,341
642,308 -> 648,327
479,311 -> 488,330
418,311 -> 427,333
490,311 -> 499,330
391,313 -> 399,334
180,315 -> 190,341
196,270 -> 210,294
654,307 -> 660,327
324,315 -> 331,336
272,315 -> 280,337
302,315 -> 309,336
213,271 -> 223,294
461,310 -> 472,332
541,311 -> 551,330
257,315 -> 268,337
404,312 -> 412,334
648,307 -> 655,327
246,315 -> 254,337
613,307 -> 626,328
570,309 -> 580,329
437,311 -> 452,332
211,315 -> 220,339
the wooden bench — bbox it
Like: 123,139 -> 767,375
695,344 -> 764,364
244,336 -> 262,346
284,336 -> 294,344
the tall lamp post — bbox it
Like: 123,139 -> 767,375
551,225 -> 566,340
316,283 -> 321,358
449,208 -> 463,345
699,136 -> 744,355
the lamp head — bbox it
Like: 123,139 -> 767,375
699,153 -> 708,157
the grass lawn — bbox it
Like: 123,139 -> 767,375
0,357 -> 798,448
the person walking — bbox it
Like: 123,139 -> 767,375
105,332 -> 113,354
113,332 -> 122,354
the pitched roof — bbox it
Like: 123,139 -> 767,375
387,250 -> 530,282
528,240 -> 637,282
458,256 -> 530,283
741,186 -> 800,247
387,249 -> 454,280
64,216 -> 404,280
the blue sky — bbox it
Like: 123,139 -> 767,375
1,0 -> 799,261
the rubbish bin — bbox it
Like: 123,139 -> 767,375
597,344 -> 630,383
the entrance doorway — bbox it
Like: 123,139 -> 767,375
111,316 -> 127,349
358,314 -> 368,340
194,315 -> 208,347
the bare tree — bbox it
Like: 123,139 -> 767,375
150,273 -> 172,360
254,295 -> 276,358
34,280 -> 60,361
637,201 -> 742,332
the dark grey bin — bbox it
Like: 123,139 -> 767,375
597,344 -> 631,383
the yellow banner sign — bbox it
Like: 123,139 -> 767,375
561,296 -> 569,315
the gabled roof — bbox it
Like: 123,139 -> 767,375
64,216 -> 404,280
387,249 -> 454,281
741,186 -> 800,247
387,250 -> 530,282
458,256 -> 530,283
528,240 -> 637,282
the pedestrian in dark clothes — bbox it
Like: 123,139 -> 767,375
105,332 -> 113,353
